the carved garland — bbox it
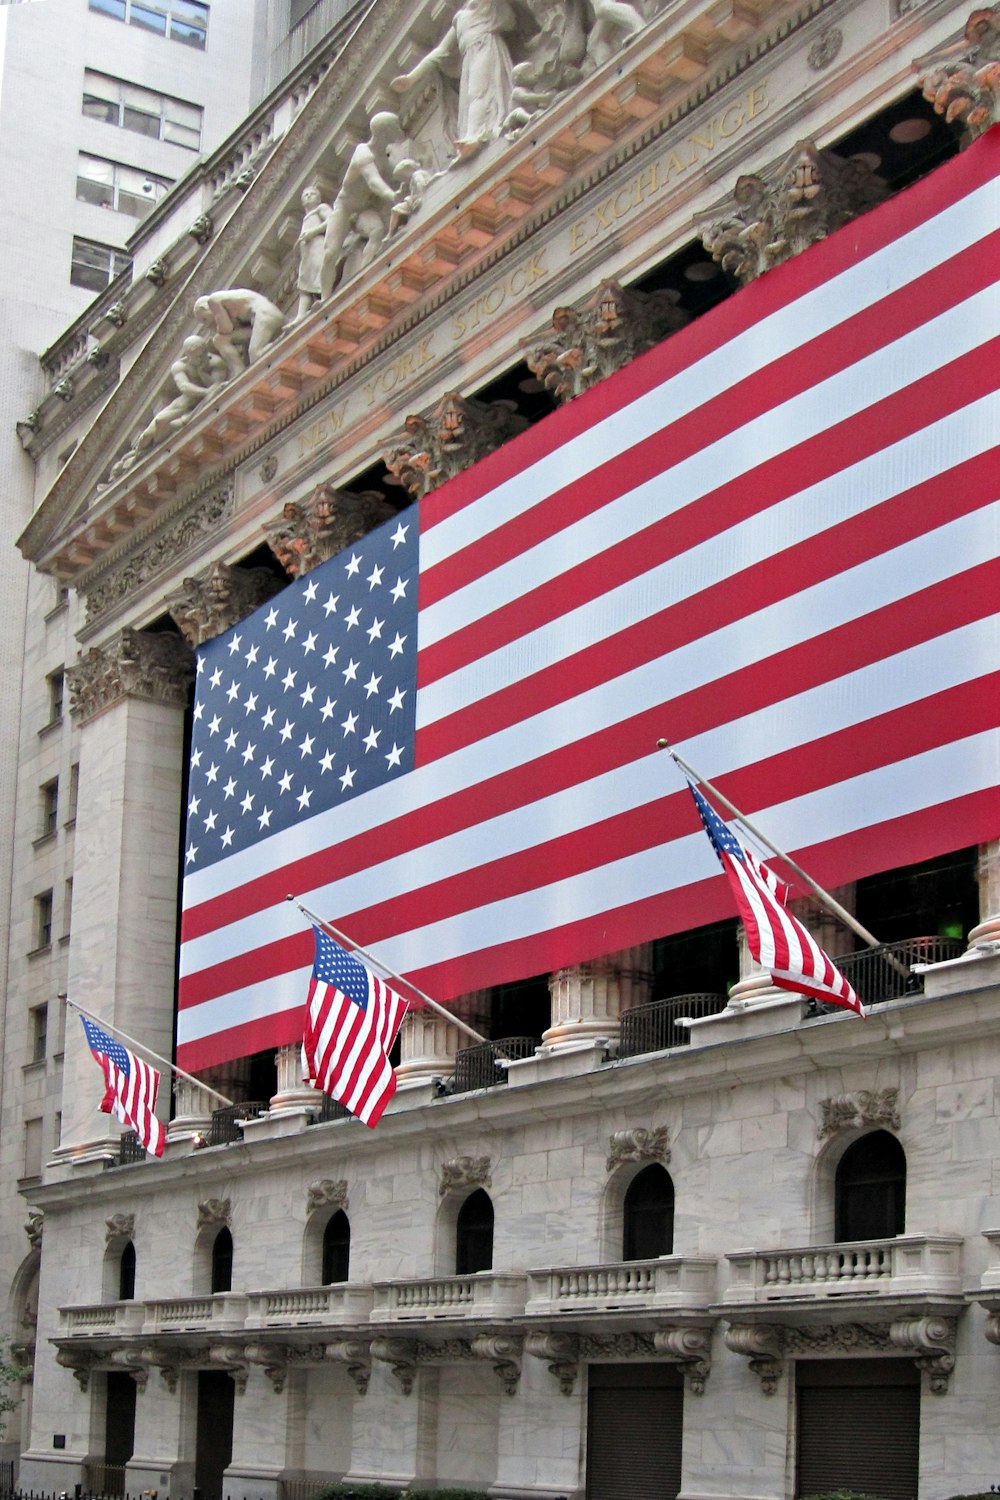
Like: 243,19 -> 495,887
818,1087 -> 901,1138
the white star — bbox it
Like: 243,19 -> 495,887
391,576 -> 408,602
191,748 -> 202,768
300,682 -> 315,706
223,777 -> 237,799
188,795 -> 200,815
303,579 -> 318,603
388,632 -> 407,657
388,686 -> 406,713
366,563 -> 384,590
245,644 -> 259,666
193,701 -> 204,721
278,770 -> 294,793
390,522 -> 408,548
204,809 -> 217,831
363,726 -> 381,751
340,765 -> 356,790
299,734 -> 315,757
228,633 -> 243,655
302,631 -> 317,655
242,742 -> 256,764
197,657 -> 205,674
262,706 -> 276,729
205,762 -> 219,784
319,750 -> 335,773
345,552 -> 362,577
208,715 -> 221,735
244,692 -> 258,715
341,710 -> 358,736
367,617 -> 384,642
320,697 -> 337,721
345,605 -> 361,630
364,672 -> 382,698
262,656 -> 278,678
279,719 -> 295,742
323,645 -> 339,668
225,729 -> 239,751
226,680 -> 241,702
283,619 -> 297,642
240,791 -> 254,814
297,787 -> 313,810
386,742 -> 404,769
343,658 -> 359,683
260,755 -> 275,779
210,667 -> 223,688
264,608 -> 279,630
282,669 -> 297,691
323,593 -> 339,617
221,826 -> 234,849
258,806 -> 272,829
185,842 -> 198,864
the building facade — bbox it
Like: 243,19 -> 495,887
6,0 -> 1000,1496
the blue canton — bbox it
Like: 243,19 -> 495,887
690,782 -> 745,864
183,513 -> 418,874
313,928 -> 369,1012
82,1017 -> 132,1077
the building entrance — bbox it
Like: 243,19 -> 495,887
796,1358 -> 919,1500
195,1371 -> 235,1500
586,1363 -> 683,1499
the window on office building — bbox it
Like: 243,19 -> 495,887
33,891 -> 54,952
77,153 -> 173,219
83,71 -> 203,150
46,668 -> 64,725
71,237 -> 132,293
89,0 -> 209,49
39,778 -> 59,839
30,1005 -> 48,1064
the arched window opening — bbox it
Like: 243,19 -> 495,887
835,1131 -> 906,1243
321,1211 -> 350,1284
623,1164 -> 675,1261
211,1227 -> 233,1293
455,1189 -> 494,1275
118,1240 -> 136,1301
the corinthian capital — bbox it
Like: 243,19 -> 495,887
67,628 -> 193,724
264,486 -> 396,578
166,561 -> 283,648
527,280 -> 687,404
702,140 -> 887,285
384,394 -> 529,501
917,9 -> 1000,139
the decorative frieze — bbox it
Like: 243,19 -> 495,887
67,628 -> 194,724
383,394 -> 529,501
606,1126 -> 671,1172
197,1198 -> 232,1228
702,140 -> 887,285
306,1179 -> 348,1214
166,561 -> 283,648
105,1213 -> 135,1243
917,9 -> 1000,140
783,1322 -> 893,1354
439,1155 -> 492,1196
526,280 -> 687,404
264,485 -> 396,578
818,1088 -> 901,1138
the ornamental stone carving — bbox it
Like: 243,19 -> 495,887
208,1344 -> 248,1394
818,1088 -> 901,1138
783,1322 -> 892,1354
578,1331 -> 655,1359
145,257 -> 170,288
67,629 -> 194,724
384,393 -> 529,500
524,1330 -> 579,1394
440,1155 -> 492,1196
52,377 -> 74,402
244,1342 -> 287,1394
307,1178 -> 348,1213
890,1315 -> 957,1393
917,9 -> 1000,139
189,214 -> 214,245
702,141 -> 887,285
652,1326 -> 712,1394
607,1126 -> 671,1171
105,301 -> 128,329
391,2 -> 521,157
192,289 -> 285,382
105,1213 -> 135,1243
166,562 -> 283,648
527,280 -> 687,404
470,1332 -> 522,1395
109,1348 -> 149,1391
317,114 -> 408,300
807,26 -> 843,69
325,1338 -> 371,1394
55,1346 -> 96,1391
724,1322 -> 785,1394
141,1346 -> 180,1393
264,486 -> 396,579
24,1210 -> 43,1249
197,1197 -> 232,1228
370,1336 -> 417,1394
503,0 -> 588,134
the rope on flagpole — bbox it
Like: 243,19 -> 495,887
286,896 -> 490,1045
657,740 -> 910,980
61,995 -> 234,1106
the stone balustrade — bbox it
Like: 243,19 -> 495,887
371,1272 -> 527,1322
61,1302 -> 145,1335
245,1285 -> 373,1327
526,1256 -> 717,1315
144,1292 -> 249,1333
725,1234 -> 964,1303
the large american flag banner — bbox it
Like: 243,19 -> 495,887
178,131 -> 1000,1070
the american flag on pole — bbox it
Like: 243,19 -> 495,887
302,926 -> 409,1127
685,779 -> 864,1017
81,1016 -> 166,1157
178,132 -> 1000,1070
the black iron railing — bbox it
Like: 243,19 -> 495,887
84,1463 -> 127,1498
836,935 -> 964,1007
208,1101 -> 269,1145
452,1036 -> 536,1093
619,993 -> 728,1057
104,1132 -> 148,1168
310,1094 -> 352,1123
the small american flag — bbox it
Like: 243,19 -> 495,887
302,927 -> 409,1127
81,1016 -> 166,1157
686,780 -> 865,1018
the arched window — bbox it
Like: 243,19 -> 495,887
118,1240 -> 136,1301
455,1189 -> 493,1275
835,1131 -> 906,1242
321,1211 -> 350,1284
211,1227 -> 233,1293
623,1164 -> 675,1261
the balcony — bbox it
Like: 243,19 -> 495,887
452,1037 -> 536,1093
619,994 -> 728,1056
61,1301 -> 145,1336
724,1234 -> 964,1305
143,1292 -> 249,1333
526,1256 -> 717,1316
245,1284 -> 372,1328
836,936 -> 964,1008
371,1272 -> 527,1322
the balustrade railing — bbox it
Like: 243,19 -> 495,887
209,1101 -> 269,1144
372,1272 -> 527,1321
452,1036 -> 536,1093
835,936 -> 963,1007
527,1256 -> 717,1312
619,993 -> 727,1057
725,1233 -> 964,1302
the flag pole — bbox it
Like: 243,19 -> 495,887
286,896 -> 489,1045
62,995 -> 234,1106
657,740 -> 896,961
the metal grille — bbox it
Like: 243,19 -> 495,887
105,1131 -> 147,1167
836,935 -> 963,1007
208,1101 -> 268,1145
619,993 -> 727,1057
311,1093 -> 351,1123
85,1463 -> 127,1497
452,1036 -> 536,1093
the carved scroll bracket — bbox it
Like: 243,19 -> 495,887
653,1325 -> 712,1394
370,1336 -> 417,1394
889,1316 -> 958,1394
325,1337 -> 372,1395
724,1322 -> 785,1394
471,1331 -> 523,1396
524,1331 -> 579,1395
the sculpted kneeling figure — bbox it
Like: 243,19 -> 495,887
192,288 -> 285,380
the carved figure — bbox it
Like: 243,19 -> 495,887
392,0 -> 518,155
527,280 -> 687,402
292,185 -> 334,324
319,114 -> 406,299
193,289 -> 285,380
503,0 -> 588,133
585,0 -> 645,70
388,157 -> 437,235
917,8 -> 1000,138
133,336 -> 227,451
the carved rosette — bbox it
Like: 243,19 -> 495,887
105,1213 -> 135,1243
67,628 -> 194,724
917,9 -> 1000,139
890,1316 -> 957,1393
527,280 -> 687,404
524,1331 -> 579,1395
606,1126 -> 671,1172
166,562 -> 283,648
702,141 -> 887,285
384,394 -> 529,501
652,1326 -> 712,1394
724,1323 -> 785,1394
470,1331 -> 523,1395
197,1197 -> 232,1228
440,1155 -> 492,1196
307,1178 -> 348,1214
818,1088 -> 901,1138
370,1336 -> 417,1394
264,486 -> 396,578
325,1338 -> 372,1394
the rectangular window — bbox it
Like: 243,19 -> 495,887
70,237 -> 131,293
31,1006 -> 48,1064
63,878 -> 74,940
88,0 -> 208,47
46,669 -> 64,725
34,891 -> 53,951
23,1118 -> 43,1181
67,763 -> 80,825
39,778 -> 59,839
84,73 -> 203,151
77,153 -> 173,219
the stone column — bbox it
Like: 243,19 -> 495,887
543,944 -> 653,1050
166,1079 -> 217,1145
57,630 -> 193,1163
968,839 -> 1000,949
269,1043 -> 318,1116
724,929 -> 785,1009
395,991 -> 492,1088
